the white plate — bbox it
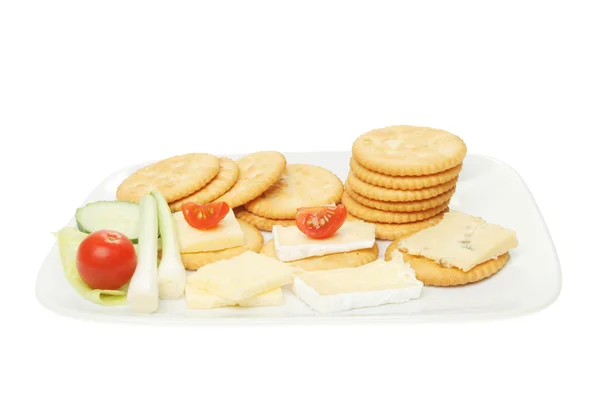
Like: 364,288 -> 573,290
35,151 -> 561,324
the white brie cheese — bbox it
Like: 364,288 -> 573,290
291,257 -> 423,314
272,220 -> 376,262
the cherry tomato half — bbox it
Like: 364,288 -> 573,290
181,201 -> 230,230
76,229 -> 137,290
295,204 -> 347,239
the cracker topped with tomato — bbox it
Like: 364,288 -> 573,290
264,204 -> 378,264
173,201 -> 247,253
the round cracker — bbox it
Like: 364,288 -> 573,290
347,170 -> 458,202
234,209 -> 295,231
350,157 -> 463,190
341,192 -> 450,224
345,184 -> 456,212
260,240 -> 379,271
178,219 -> 264,270
116,153 -> 220,203
169,157 -> 239,212
215,151 -> 287,208
385,234 -> 509,286
244,164 -> 344,219
347,209 -> 447,240
352,125 -> 467,176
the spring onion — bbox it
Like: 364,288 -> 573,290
151,190 -> 187,299
126,194 -> 159,313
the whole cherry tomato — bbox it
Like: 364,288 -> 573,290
76,229 -> 137,290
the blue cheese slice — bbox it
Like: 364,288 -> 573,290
396,210 -> 518,272
292,257 -> 423,313
272,220 -> 376,262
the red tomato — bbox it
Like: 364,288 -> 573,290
181,201 -> 230,229
76,229 -> 137,290
295,204 -> 347,239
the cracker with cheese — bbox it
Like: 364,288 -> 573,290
385,210 -> 518,286
261,240 -> 379,271
272,220 -> 376,262
178,219 -> 264,270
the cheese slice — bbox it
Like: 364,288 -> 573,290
272,220 -> 376,262
237,288 -> 284,307
173,208 -> 245,253
397,210 -> 518,272
292,257 -> 423,313
185,285 -> 284,309
186,251 -> 293,301
185,284 -> 237,309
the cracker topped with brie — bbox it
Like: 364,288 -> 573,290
272,220 -> 376,262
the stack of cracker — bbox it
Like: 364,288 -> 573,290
343,125 -> 467,240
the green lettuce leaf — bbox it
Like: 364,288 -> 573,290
55,226 -> 129,306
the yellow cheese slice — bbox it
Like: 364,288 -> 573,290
185,284 -> 236,309
237,288 -> 284,307
173,208 -> 245,253
187,251 -> 293,301
397,210 -> 518,272
185,285 -> 284,309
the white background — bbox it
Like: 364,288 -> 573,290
1,1 -> 598,399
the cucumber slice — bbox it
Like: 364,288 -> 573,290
75,200 -> 141,242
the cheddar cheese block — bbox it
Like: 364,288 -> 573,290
173,208 -> 245,253
187,251 -> 293,301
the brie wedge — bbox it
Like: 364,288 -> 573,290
292,256 -> 423,313
272,220 -> 376,262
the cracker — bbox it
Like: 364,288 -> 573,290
214,151 -> 287,208
350,157 -> 462,190
234,209 -> 296,231
352,125 -> 467,176
244,164 -> 344,219
169,157 -> 239,212
345,184 -> 456,212
177,219 -> 264,270
260,240 -> 379,271
347,209 -> 448,240
347,170 -> 458,202
341,192 -> 449,224
385,233 -> 509,286
116,153 -> 220,203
